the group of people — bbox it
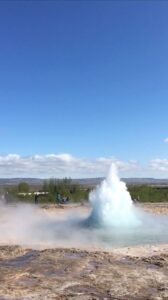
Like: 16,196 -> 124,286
55,193 -> 70,205
34,193 -> 70,205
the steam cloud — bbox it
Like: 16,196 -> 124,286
0,200 -> 91,249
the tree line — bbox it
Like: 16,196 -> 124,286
8,178 -> 90,203
128,185 -> 168,202
6,181 -> 168,203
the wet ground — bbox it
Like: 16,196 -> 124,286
0,203 -> 168,300
0,245 -> 168,299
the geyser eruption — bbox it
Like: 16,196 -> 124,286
89,164 -> 140,228
0,164 -> 168,249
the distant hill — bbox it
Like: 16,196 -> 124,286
122,178 -> 168,186
0,178 -> 43,186
74,177 -> 168,186
0,177 -> 168,186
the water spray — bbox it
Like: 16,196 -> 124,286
88,164 -> 141,228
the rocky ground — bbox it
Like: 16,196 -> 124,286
0,245 -> 168,300
137,202 -> 168,215
0,203 -> 168,300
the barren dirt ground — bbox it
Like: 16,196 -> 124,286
0,203 -> 168,300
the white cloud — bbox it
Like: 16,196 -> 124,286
149,159 -> 168,172
164,137 -> 168,143
0,153 -> 139,178
96,157 -> 138,171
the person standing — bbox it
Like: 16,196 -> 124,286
55,192 -> 61,205
34,194 -> 39,204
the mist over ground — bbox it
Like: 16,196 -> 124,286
1,195 -> 168,250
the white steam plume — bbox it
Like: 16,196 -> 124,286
89,164 -> 141,227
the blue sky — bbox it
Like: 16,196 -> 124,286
0,1 -> 168,178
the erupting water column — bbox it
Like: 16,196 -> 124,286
89,164 -> 141,228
